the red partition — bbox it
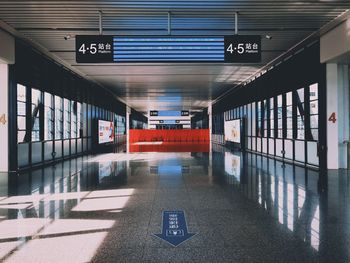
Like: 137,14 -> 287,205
129,129 -> 210,143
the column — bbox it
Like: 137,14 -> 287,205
126,105 -> 131,153
326,63 -> 350,169
208,103 -> 213,177
0,29 -> 14,172
0,64 -> 9,172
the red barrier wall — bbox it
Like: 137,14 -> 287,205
129,129 -> 210,143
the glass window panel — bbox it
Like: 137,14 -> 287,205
286,116 -> 293,139
311,129 -> 318,141
71,101 -> 77,138
32,131 -> 40,141
31,89 -> 41,142
17,102 -> 26,116
297,116 -> 305,140
270,115 -> 274,129
297,88 -> 304,103
32,119 -> 40,141
278,129 -> 283,138
310,115 -> 318,129
55,96 -> 63,139
55,96 -> 62,109
278,95 -> 283,107
32,89 -> 41,106
64,99 -> 71,139
45,93 -> 52,107
308,83 -> 318,141
278,117 -> 283,129
286,92 -> 292,106
17,84 -> 26,102
17,84 -> 27,143
44,93 -> 54,140
17,116 -> 26,130
18,131 -> 26,143
32,104 -> 38,114
310,101 -> 318,115
257,102 -> 262,136
286,106 -> 292,118
310,83 -> 318,101
264,119 -> 268,128
33,117 -> 40,130
277,95 -> 283,138
277,107 -> 283,120
270,98 -> 274,137
77,103 -> 83,138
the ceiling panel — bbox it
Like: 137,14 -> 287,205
0,1 -> 349,113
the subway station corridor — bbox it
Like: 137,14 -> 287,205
0,147 -> 349,262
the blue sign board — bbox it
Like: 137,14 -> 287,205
154,211 -> 196,247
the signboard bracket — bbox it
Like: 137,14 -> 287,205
168,11 -> 172,35
99,11 -> 103,35
235,12 -> 238,35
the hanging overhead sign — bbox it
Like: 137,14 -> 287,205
224,35 -> 261,63
76,35 -> 261,63
150,111 -> 159,116
76,35 -> 114,63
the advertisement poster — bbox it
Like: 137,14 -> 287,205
98,120 -> 114,144
224,119 -> 241,143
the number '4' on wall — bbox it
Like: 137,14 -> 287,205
0,114 -> 6,125
328,112 -> 336,123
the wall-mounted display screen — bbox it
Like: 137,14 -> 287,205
224,119 -> 241,143
98,120 -> 114,144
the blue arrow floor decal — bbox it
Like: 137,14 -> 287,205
153,211 -> 196,247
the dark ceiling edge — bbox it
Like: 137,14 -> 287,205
0,19 -> 150,117
212,8 -> 350,106
16,28 -> 318,32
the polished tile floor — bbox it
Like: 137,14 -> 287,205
0,145 -> 349,262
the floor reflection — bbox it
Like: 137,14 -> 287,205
214,143 -> 350,261
0,156 -> 130,262
0,147 -> 349,262
129,141 -> 210,152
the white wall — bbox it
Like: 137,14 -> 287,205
321,19 -> 350,63
0,29 -> 15,64
0,64 -> 9,172
326,64 -> 350,169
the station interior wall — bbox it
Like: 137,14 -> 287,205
9,39 -> 146,172
211,42 -> 326,169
